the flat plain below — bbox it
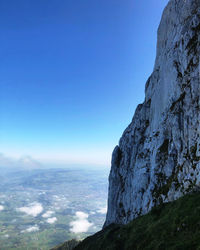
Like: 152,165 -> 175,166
0,166 -> 108,249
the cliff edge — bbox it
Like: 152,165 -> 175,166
104,0 -> 200,227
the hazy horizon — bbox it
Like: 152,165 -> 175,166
0,153 -> 110,172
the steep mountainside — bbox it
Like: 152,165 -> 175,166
74,192 -> 200,250
52,1 -> 200,249
104,0 -> 200,227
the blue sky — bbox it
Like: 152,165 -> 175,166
0,0 -> 169,166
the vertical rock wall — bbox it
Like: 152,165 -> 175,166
104,0 -> 200,227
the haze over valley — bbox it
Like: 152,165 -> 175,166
0,165 -> 108,249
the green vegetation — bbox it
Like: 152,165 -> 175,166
57,192 -> 200,250
51,239 -> 80,250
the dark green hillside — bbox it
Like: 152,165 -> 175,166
54,192 -> 200,250
51,239 -> 80,250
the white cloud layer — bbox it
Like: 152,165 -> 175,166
17,202 -> 43,217
46,217 -> 57,224
97,206 -> 107,214
0,153 -> 42,170
0,205 -> 4,211
42,210 -> 54,218
18,156 -> 42,169
21,225 -> 39,233
0,153 -> 15,168
70,211 -> 93,234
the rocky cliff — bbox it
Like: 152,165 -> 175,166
104,0 -> 200,227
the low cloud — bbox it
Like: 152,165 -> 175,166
69,211 -> 93,234
17,202 -> 43,217
21,225 -> 39,233
0,153 -> 15,168
97,206 -> 107,214
42,211 -> 54,218
46,217 -> 57,224
18,156 -> 42,169
0,205 -> 4,211
54,206 -> 61,210
0,153 -> 42,170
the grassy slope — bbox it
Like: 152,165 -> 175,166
57,192 -> 200,250
51,239 -> 80,250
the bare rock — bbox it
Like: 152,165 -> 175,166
104,0 -> 200,227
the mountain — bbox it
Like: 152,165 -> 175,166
104,0 -> 200,227
52,0 -> 200,249
74,192 -> 200,250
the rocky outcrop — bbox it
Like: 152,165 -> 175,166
104,0 -> 200,227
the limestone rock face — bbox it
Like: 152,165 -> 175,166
104,0 -> 200,227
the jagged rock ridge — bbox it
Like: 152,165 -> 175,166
104,0 -> 200,227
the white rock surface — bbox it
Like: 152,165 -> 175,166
104,0 -> 200,227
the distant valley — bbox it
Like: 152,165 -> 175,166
0,167 -> 108,249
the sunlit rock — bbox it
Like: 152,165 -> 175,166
104,0 -> 200,227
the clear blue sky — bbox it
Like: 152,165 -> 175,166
0,0 -> 169,166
